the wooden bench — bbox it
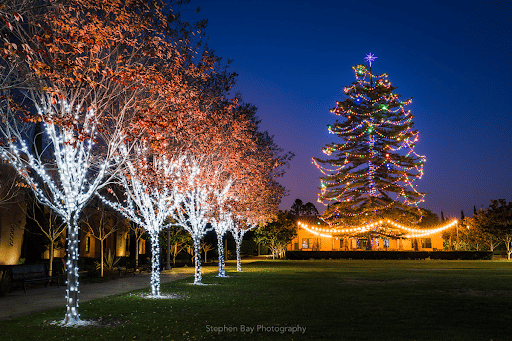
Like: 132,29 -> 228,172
117,264 -> 151,276
11,264 -> 60,293
116,266 -> 134,276
137,264 -> 151,273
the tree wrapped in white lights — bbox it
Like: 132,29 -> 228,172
230,219 -> 257,272
0,95 -> 123,325
171,154 -> 231,285
226,122 -> 288,272
99,144 -> 183,297
225,171 -> 284,271
0,0 -> 172,324
211,207 -> 234,277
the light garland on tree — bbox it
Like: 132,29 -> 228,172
312,54 -> 426,223
298,219 -> 458,239
211,193 -> 234,278
170,155 -> 230,285
0,97 -> 117,326
98,145 -> 183,298
230,221 -> 257,272
173,185 -> 211,285
209,196 -> 233,278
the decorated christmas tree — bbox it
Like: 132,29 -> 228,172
313,54 -> 426,226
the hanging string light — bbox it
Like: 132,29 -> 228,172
298,219 -> 457,238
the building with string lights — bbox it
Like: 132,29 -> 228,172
288,220 -> 457,252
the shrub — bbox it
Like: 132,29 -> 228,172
0,267 -> 12,296
285,250 -> 493,260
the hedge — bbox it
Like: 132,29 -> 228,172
285,250 -> 493,260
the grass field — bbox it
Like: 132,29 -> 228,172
1,259 -> 512,340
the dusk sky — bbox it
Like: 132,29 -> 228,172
186,0 -> 511,219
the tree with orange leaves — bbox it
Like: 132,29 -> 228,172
170,153 -> 234,284
130,45 -> 259,281
0,0 -> 195,326
228,126 -> 290,271
98,142 -> 187,297
0,0 -> 41,91
208,102 -> 291,274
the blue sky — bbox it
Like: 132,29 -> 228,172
185,0 -> 512,219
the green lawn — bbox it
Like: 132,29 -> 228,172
1,259 -> 512,340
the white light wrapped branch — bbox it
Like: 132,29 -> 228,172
0,97 -> 120,326
99,144 -> 183,298
171,155 -> 229,285
211,180 -> 234,278
230,221 -> 257,272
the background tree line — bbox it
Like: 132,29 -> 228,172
443,200 -> 512,258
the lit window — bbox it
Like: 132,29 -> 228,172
125,234 -> 130,252
85,236 -> 91,253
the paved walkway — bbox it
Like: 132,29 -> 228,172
0,271 -> 194,321
0,258 -> 263,321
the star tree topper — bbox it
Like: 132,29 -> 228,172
364,53 -> 377,67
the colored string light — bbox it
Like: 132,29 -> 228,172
312,56 -> 426,222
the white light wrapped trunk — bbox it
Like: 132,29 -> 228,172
230,223 -> 256,273
99,148 -> 183,297
0,98 -> 120,326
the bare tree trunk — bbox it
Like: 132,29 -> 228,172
456,225 -> 459,250
166,227 -> 171,270
135,239 -> 139,268
49,239 -> 55,277
173,244 -> 177,267
100,239 -> 104,277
